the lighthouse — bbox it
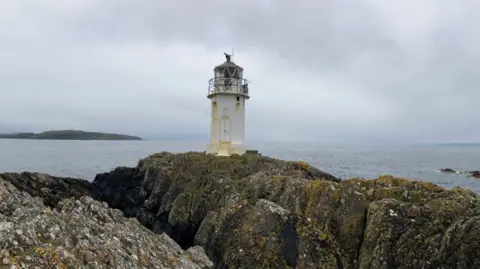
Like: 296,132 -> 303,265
206,53 -> 250,156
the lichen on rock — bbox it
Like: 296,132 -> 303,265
3,151 -> 480,269
92,152 -> 480,269
0,177 -> 213,269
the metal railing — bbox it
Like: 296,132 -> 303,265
208,78 -> 250,98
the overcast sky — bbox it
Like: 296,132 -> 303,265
1,1 -> 479,143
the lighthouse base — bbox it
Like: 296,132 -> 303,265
206,142 -> 246,156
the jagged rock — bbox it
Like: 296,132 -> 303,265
430,215 -> 480,268
0,177 -> 213,268
469,171 -> 480,178
0,172 -> 99,207
195,174 -> 480,268
196,199 -> 297,269
91,152 -> 480,268
359,194 -> 480,269
92,167 -> 145,217
93,152 -> 339,249
439,169 -> 480,179
440,168 -> 456,173
3,152 -> 480,268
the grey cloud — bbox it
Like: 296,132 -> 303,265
1,1 -> 479,143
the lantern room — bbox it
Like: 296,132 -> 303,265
208,53 -> 249,99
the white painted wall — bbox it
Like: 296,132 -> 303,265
209,93 -> 245,146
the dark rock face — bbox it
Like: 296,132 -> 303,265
429,215 -> 480,268
359,193 -> 479,269
93,167 -> 146,218
439,168 -> 480,179
469,171 -> 480,178
198,199 -> 299,269
440,168 -> 456,173
0,172 -> 100,207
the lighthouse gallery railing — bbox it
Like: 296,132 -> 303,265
208,78 -> 249,98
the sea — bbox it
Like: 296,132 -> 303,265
1,139 -> 479,193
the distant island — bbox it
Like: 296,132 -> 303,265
0,130 -> 142,141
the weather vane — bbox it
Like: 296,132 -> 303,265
224,52 -> 231,62
224,48 -> 235,62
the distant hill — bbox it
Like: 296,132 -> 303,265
0,130 -> 142,141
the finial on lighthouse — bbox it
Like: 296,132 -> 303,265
224,52 -> 232,62
206,53 -> 250,156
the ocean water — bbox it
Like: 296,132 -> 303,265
0,139 -> 479,193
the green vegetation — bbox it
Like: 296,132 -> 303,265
0,130 -> 142,140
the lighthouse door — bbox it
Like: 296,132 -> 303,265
220,118 -> 231,142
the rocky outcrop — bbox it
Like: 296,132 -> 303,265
0,175 -> 212,268
92,152 -> 339,249
440,168 -> 480,179
90,152 -> 480,269
92,167 -> 145,218
440,168 -> 456,173
470,170 -> 480,178
0,172 -> 100,207
3,152 -> 480,268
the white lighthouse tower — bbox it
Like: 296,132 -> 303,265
206,53 -> 250,156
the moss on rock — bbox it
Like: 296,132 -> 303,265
91,152 -> 480,268
5,151 -> 480,269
